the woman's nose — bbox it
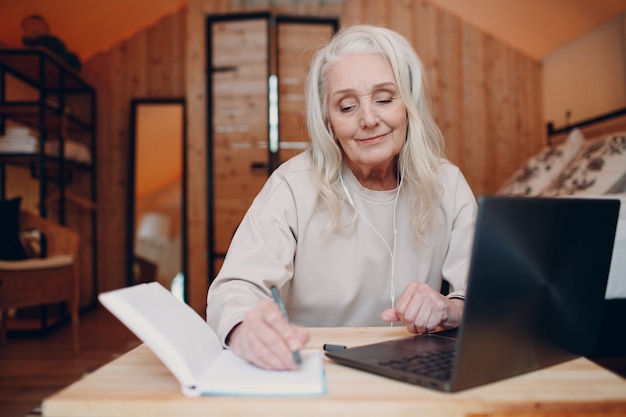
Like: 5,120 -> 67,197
359,103 -> 379,128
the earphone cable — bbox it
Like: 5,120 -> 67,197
340,173 -> 402,322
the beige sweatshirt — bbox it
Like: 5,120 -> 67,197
207,151 -> 477,344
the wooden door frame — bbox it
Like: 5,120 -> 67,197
206,13 -> 338,285
126,97 -> 188,300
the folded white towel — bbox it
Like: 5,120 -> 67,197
45,140 -> 92,164
0,142 -> 37,153
2,126 -> 32,137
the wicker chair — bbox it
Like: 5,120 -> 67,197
0,209 -> 80,351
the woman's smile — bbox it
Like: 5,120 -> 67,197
357,132 -> 390,143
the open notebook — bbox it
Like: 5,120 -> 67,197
98,282 -> 326,397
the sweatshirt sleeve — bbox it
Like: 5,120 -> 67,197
441,166 -> 478,300
206,172 -> 299,345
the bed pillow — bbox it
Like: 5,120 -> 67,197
541,131 -> 626,196
0,197 -> 29,260
496,128 -> 584,196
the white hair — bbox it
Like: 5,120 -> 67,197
305,25 -> 445,236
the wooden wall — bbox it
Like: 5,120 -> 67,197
543,13 -> 626,124
80,8 -> 186,294
80,0 -> 543,314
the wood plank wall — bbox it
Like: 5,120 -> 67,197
80,8 -> 186,295
78,0 -> 543,314
210,18 -> 271,256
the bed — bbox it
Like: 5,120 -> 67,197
496,107 -> 626,357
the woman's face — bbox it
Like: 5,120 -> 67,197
326,54 -> 407,181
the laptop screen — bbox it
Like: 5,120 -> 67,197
326,196 -> 620,392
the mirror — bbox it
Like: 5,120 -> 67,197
127,98 -> 187,301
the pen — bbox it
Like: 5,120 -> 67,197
323,344 -> 346,351
270,285 -> 302,365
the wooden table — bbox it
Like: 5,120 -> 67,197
43,327 -> 626,417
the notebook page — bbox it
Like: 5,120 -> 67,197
198,349 -> 326,396
99,283 -> 223,389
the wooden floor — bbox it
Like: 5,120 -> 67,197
0,306 -> 141,417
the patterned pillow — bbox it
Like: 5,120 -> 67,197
497,128 -> 584,196
542,132 -> 626,196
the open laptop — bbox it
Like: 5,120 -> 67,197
326,196 -> 620,392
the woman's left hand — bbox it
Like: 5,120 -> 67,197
380,282 -> 464,334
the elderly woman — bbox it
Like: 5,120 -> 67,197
206,25 -> 477,370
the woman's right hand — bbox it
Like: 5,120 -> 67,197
226,299 -> 310,370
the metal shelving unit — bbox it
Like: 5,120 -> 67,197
0,48 -> 98,332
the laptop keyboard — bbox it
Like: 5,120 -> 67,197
378,349 -> 456,381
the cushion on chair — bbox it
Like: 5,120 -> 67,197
0,197 -> 28,260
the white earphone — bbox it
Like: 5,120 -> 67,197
340,172 -> 403,317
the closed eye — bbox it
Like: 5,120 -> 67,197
374,94 -> 399,105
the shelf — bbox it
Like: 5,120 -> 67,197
0,152 -> 92,172
0,101 -> 93,134
4,304 -> 68,335
0,48 -> 93,93
0,46 -> 98,310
